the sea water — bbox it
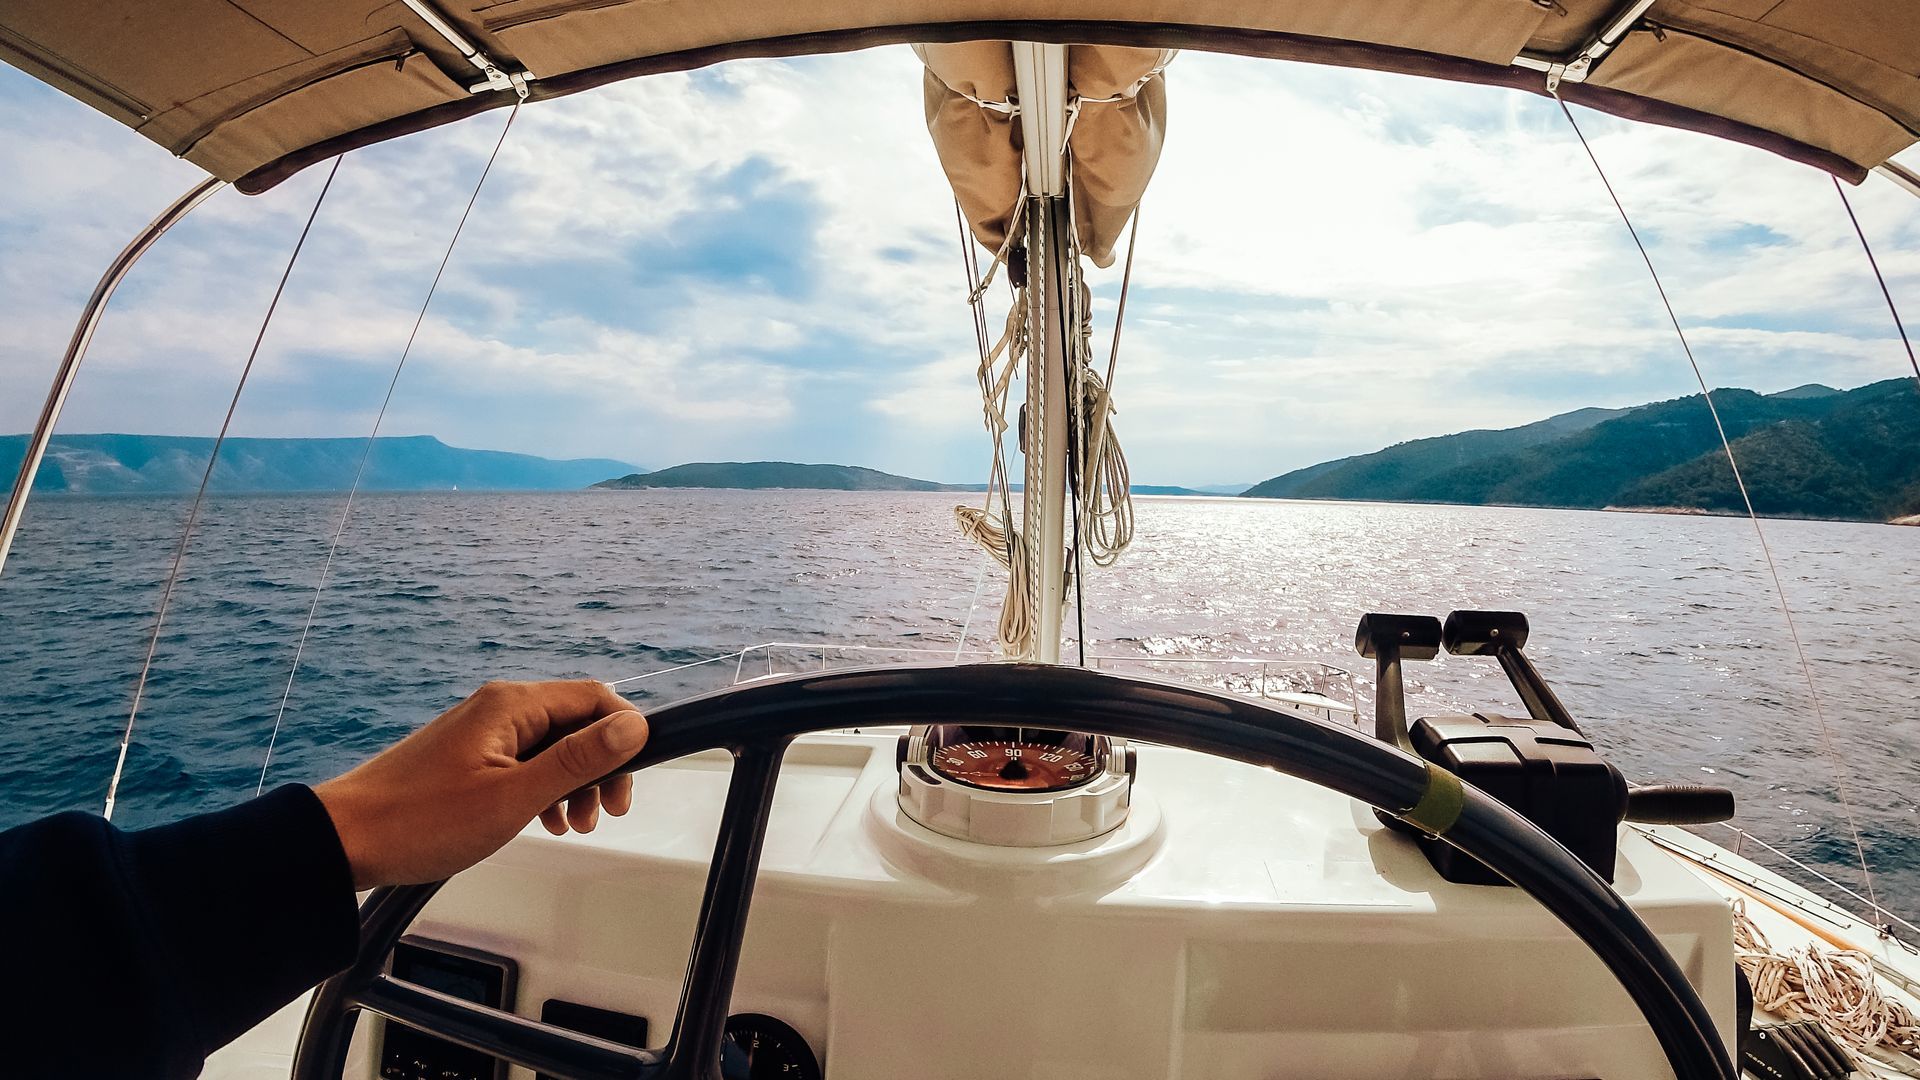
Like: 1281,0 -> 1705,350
1,490 -> 1914,911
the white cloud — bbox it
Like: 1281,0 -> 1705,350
2,47 -> 1917,484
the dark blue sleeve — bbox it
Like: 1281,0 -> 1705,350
0,784 -> 360,1079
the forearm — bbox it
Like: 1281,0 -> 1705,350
0,786 -> 360,1078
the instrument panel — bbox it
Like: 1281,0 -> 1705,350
723,1013 -> 822,1080
377,938 -> 821,1080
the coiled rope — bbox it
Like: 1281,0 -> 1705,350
951,178 -> 1138,656
953,195 -> 1036,657
1732,899 -> 1920,1070
1076,207 -> 1139,569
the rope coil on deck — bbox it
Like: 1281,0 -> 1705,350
1732,899 -> 1920,1071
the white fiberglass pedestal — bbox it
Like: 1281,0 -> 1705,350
208,729 -> 1735,1080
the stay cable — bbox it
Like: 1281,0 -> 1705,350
106,157 -> 343,820
1557,97 -> 1884,925
1832,175 -> 1920,395
256,100 -> 523,794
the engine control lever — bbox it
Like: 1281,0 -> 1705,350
1353,613 -> 1442,753
1442,609 -> 1584,734
1442,610 -> 1737,825
1624,783 -> 1736,825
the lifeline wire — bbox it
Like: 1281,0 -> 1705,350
257,101 -> 523,795
953,556 -> 992,661
1832,176 -> 1920,395
1558,97 -> 1884,923
105,158 -> 344,821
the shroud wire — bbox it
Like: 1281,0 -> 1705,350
255,101 -> 523,795
107,158 -> 343,820
1557,97 -> 1885,925
1832,175 -> 1920,395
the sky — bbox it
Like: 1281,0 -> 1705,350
2,48 -> 1917,487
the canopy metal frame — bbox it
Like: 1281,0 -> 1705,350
1511,0 -> 1657,93
231,19 -> 1897,195
0,174 -> 225,581
398,0 -> 535,96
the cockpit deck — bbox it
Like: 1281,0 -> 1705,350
209,724 -> 1746,1080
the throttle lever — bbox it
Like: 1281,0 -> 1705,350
1442,609 -> 1584,734
1443,611 -> 1736,825
1353,613 -> 1443,753
1625,783 -> 1736,825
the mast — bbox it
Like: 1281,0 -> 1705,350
1013,43 -> 1074,665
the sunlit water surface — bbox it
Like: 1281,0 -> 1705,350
1,491 -> 1914,912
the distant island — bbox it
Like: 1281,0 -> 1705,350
0,434 -> 638,495
1243,380 -> 1920,523
595,461 -> 960,492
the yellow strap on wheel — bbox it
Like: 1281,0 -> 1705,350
1402,763 -> 1465,836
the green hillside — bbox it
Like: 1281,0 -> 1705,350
1243,380 -> 1920,522
1243,406 -> 1629,500
1619,381 -> 1920,518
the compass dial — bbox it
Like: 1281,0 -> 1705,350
930,738 -> 1099,792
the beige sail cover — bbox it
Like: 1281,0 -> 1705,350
918,42 -> 1168,266
0,1 -> 1915,194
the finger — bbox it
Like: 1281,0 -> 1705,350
600,771 -> 634,817
518,709 -> 648,810
539,802 -> 569,836
516,679 -> 640,752
567,786 -> 601,833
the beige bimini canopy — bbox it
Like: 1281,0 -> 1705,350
1,1 -> 1916,197
917,41 -> 1169,266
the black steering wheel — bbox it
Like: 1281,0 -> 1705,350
291,663 -> 1736,1080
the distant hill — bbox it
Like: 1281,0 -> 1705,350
1242,380 -> 1920,522
594,462 -> 960,491
1243,405 -> 1630,500
0,434 -> 639,494
1769,383 -> 1841,400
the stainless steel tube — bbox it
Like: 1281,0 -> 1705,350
0,174 -> 225,580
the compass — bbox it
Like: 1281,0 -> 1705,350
897,724 -> 1134,846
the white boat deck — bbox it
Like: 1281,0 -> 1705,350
203,652 -> 1919,1080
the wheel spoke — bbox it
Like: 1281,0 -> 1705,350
663,741 -> 788,1078
355,973 -> 660,1080
294,883 -> 444,1078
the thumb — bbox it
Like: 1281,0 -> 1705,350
521,709 -> 649,802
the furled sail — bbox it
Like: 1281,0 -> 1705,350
1,3 -> 1916,194
917,42 -> 1169,267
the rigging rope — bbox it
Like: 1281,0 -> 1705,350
1068,256 -> 1090,666
1832,176 -> 1920,395
952,195 -> 1036,657
105,157 -> 343,820
1731,899 -> 1920,1070
951,199 -> 1138,659
257,100 -> 523,794
1556,97 -> 1885,925
1082,210 -> 1140,568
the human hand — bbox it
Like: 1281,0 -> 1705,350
314,679 -> 648,889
